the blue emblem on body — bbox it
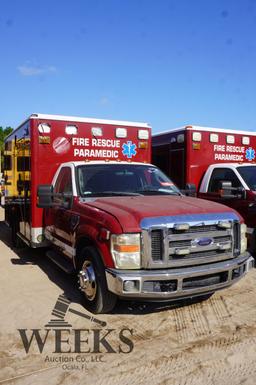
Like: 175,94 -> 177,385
245,147 -> 255,161
192,237 -> 213,247
122,141 -> 137,158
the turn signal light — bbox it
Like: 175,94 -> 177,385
114,244 -> 140,253
174,223 -> 190,231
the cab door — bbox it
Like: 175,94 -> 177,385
198,167 -> 247,215
50,166 -> 75,258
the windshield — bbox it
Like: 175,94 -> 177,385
77,164 -> 181,197
237,166 -> 256,190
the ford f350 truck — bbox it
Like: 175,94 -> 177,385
152,125 -> 256,254
2,115 -> 254,313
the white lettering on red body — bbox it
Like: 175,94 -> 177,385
91,138 -> 120,148
214,144 -> 225,152
213,143 -> 245,162
72,137 -> 121,158
74,148 -> 119,158
72,137 -> 90,146
214,153 -> 244,161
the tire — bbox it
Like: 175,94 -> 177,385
77,246 -> 117,314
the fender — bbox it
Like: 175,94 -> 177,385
75,224 -> 115,269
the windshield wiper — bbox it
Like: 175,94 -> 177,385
85,191 -> 143,197
136,189 -> 182,196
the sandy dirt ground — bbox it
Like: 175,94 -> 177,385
0,208 -> 256,385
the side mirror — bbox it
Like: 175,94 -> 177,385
37,185 -> 53,208
219,181 -> 232,197
218,181 -> 246,199
183,183 -> 197,197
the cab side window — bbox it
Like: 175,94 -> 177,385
208,168 -> 242,193
54,167 -> 72,204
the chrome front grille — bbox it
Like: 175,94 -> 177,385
171,249 -> 229,260
151,230 -> 163,261
169,224 -> 219,234
169,235 -> 231,248
142,213 -> 240,269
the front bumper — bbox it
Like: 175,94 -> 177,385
105,253 -> 254,300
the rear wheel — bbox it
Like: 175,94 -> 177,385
77,246 -> 117,314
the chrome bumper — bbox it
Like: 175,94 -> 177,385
105,253 -> 254,300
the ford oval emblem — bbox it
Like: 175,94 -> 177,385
196,237 -> 213,247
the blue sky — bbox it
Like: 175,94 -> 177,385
1,0 -> 256,132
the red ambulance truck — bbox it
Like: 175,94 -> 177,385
152,125 -> 256,254
3,115 -> 254,313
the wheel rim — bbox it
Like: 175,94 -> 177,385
78,260 -> 97,301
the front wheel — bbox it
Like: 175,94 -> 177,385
77,246 -> 117,314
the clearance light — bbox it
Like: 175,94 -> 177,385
38,123 -> 51,134
138,129 -> 149,140
210,133 -> 219,143
91,127 -> 103,136
39,136 -> 50,144
218,221 -> 231,229
218,242 -> 231,251
116,128 -> 127,138
226,135 -> 235,144
138,141 -> 148,149
65,125 -> 77,135
111,233 -> 141,269
174,223 -> 190,231
192,132 -> 201,142
242,136 -> 250,145
193,143 -> 201,150
175,248 -> 190,256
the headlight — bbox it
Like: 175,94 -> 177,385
111,233 -> 141,269
240,223 -> 247,253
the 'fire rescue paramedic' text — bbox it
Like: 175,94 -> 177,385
72,137 -> 120,158
213,144 -> 245,161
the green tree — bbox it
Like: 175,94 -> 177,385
0,126 -> 13,172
